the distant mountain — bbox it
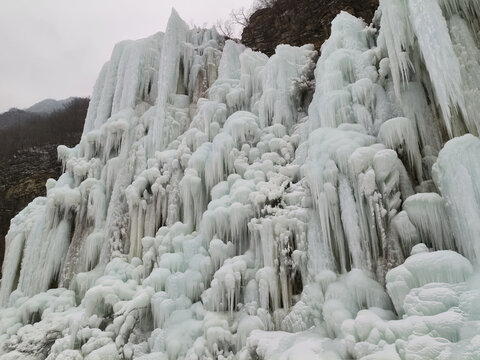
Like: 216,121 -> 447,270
0,97 -> 80,130
0,108 -> 37,129
25,97 -> 76,114
0,97 -> 89,156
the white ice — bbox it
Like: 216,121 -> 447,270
2,2 -> 480,360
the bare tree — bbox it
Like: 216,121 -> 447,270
216,0 -> 278,39
216,18 -> 235,39
230,6 -> 252,27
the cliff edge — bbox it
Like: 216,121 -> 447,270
242,0 -> 378,56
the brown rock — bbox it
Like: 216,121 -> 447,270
241,0 -> 379,56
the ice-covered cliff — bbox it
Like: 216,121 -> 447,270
1,1 -> 480,359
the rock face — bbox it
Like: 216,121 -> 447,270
241,0 -> 379,56
0,98 -> 89,273
0,146 -> 62,266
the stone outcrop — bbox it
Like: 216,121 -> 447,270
241,0 -> 379,56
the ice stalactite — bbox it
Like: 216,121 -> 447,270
303,12 -> 414,280
2,2 -> 480,359
258,44 -> 316,130
432,134 -> 480,263
379,0 -> 480,139
402,193 -> 454,251
0,198 -> 46,305
378,117 -> 423,181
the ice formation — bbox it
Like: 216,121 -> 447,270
2,2 -> 480,359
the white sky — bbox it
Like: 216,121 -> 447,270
0,0 -> 253,113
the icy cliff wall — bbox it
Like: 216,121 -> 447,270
0,98 -> 88,276
1,2 -> 480,359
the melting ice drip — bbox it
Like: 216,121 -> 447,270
1,1 -> 480,359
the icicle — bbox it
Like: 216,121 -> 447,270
432,134 -> 480,263
378,117 -> 423,181
403,193 -> 454,251
148,9 -> 189,154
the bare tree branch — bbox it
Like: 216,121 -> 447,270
230,7 -> 251,27
215,0 -> 277,40
216,19 -> 235,39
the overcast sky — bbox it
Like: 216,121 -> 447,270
0,0 -> 253,113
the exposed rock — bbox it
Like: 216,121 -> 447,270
241,0 -> 379,56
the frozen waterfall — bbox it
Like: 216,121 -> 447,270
2,1 -> 480,359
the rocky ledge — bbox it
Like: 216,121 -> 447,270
241,0 -> 378,56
